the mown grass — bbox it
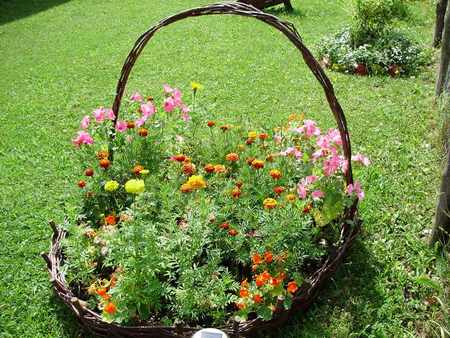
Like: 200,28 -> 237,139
0,0 -> 448,337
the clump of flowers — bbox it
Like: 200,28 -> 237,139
64,83 -> 369,328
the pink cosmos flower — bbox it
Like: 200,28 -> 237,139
311,190 -> 325,200
130,92 -> 143,102
172,89 -> 183,106
301,120 -> 321,137
140,103 -> 156,117
93,107 -> 105,122
297,183 -> 307,199
280,147 -> 303,159
347,181 -> 365,200
352,153 -> 371,166
115,120 -> 127,132
304,175 -> 319,185
106,109 -> 115,120
181,104 -> 191,122
80,115 -> 90,129
163,84 -> 174,94
135,116 -> 148,127
323,155 -> 341,176
72,131 -> 94,147
340,155 -> 349,174
164,97 -> 176,112
316,135 -> 330,149
327,128 -> 342,145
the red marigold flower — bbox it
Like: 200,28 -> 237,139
264,251 -> 273,263
138,128 -> 148,137
99,159 -> 110,169
84,168 -> 94,177
236,301 -> 246,310
204,163 -> 215,173
105,215 -> 116,225
133,165 -> 144,175
96,288 -> 111,300
255,274 -> 265,287
228,229 -> 238,236
226,153 -> 239,162
126,121 -> 135,129
273,186 -> 285,195
259,133 -> 269,140
251,159 -> 265,169
231,187 -> 241,199
246,138 -> 254,145
287,281 -> 299,294
252,253 -> 263,265
174,154 -> 186,162
246,157 -> 256,166
261,270 -> 271,281
78,180 -> 86,188
219,222 -> 230,230
303,204 -> 313,214
270,277 -> 281,286
104,302 -> 117,314
269,169 -> 282,180
207,121 -> 216,127
235,180 -> 243,189
253,294 -> 263,303
239,288 -> 249,298
182,162 -> 196,176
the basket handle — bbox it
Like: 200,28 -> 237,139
110,2 -> 354,185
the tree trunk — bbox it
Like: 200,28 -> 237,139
436,0 -> 450,96
432,148 -> 450,246
434,0 -> 448,48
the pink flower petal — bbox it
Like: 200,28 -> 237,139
130,92 -> 143,102
115,120 -> 128,133
80,115 -> 90,129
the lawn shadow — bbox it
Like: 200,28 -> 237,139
0,0 -> 71,26
264,238 -> 385,337
265,5 -> 304,18
49,293 -> 94,338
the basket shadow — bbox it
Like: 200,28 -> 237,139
48,293 -> 94,338
0,0 -> 71,26
263,238 -> 384,337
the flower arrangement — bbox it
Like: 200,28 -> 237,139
63,83 -> 369,327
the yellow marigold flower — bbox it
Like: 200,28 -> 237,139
180,183 -> 192,193
186,175 -> 207,190
104,180 -> 119,192
248,131 -> 258,139
125,179 -> 145,194
251,159 -> 265,169
263,198 -> 277,209
190,81 -> 203,91
286,194 -> 297,202
140,169 -> 149,175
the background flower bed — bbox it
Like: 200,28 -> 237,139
0,0 -> 448,337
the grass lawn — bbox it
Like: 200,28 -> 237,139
0,0 -> 448,337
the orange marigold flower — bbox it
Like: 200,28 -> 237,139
207,121 -> 216,127
182,162 -> 196,176
78,180 -> 86,188
287,281 -> 299,294
273,186 -> 285,195
303,203 -> 313,214
261,270 -> 271,281
253,294 -> 263,303
236,301 -> 246,310
214,164 -> 226,174
133,165 -> 144,175
271,277 -> 281,286
252,253 -> 263,265
239,288 -> 249,298
251,159 -> 265,169
84,168 -> 94,177
104,302 -> 117,314
259,133 -> 269,140
231,187 -> 241,199
180,183 -> 192,193
99,159 -> 110,169
96,288 -> 111,300
204,163 -> 215,173
138,128 -> 148,137
255,274 -> 265,287
226,153 -> 239,162
105,215 -> 116,225
126,121 -> 135,129
246,138 -> 254,145
286,194 -> 296,202
96,150 -> 109,160
264,251 -> 273,263
219,222 -> 230,230
263,198 -> 277,209
173,154 -> 186,162
269,169 -> 282,180
228,229 -> 238,236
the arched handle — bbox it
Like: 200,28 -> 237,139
110,2 -> 354,185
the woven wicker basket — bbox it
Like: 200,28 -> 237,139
42,2 -> 360,337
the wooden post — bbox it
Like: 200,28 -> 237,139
436,0 -> 450,96
434,0 -> 448,47
432,148 -> 450,246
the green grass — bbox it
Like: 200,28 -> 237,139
0,0 -> 448,337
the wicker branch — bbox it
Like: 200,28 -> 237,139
43,2 -> 361,337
